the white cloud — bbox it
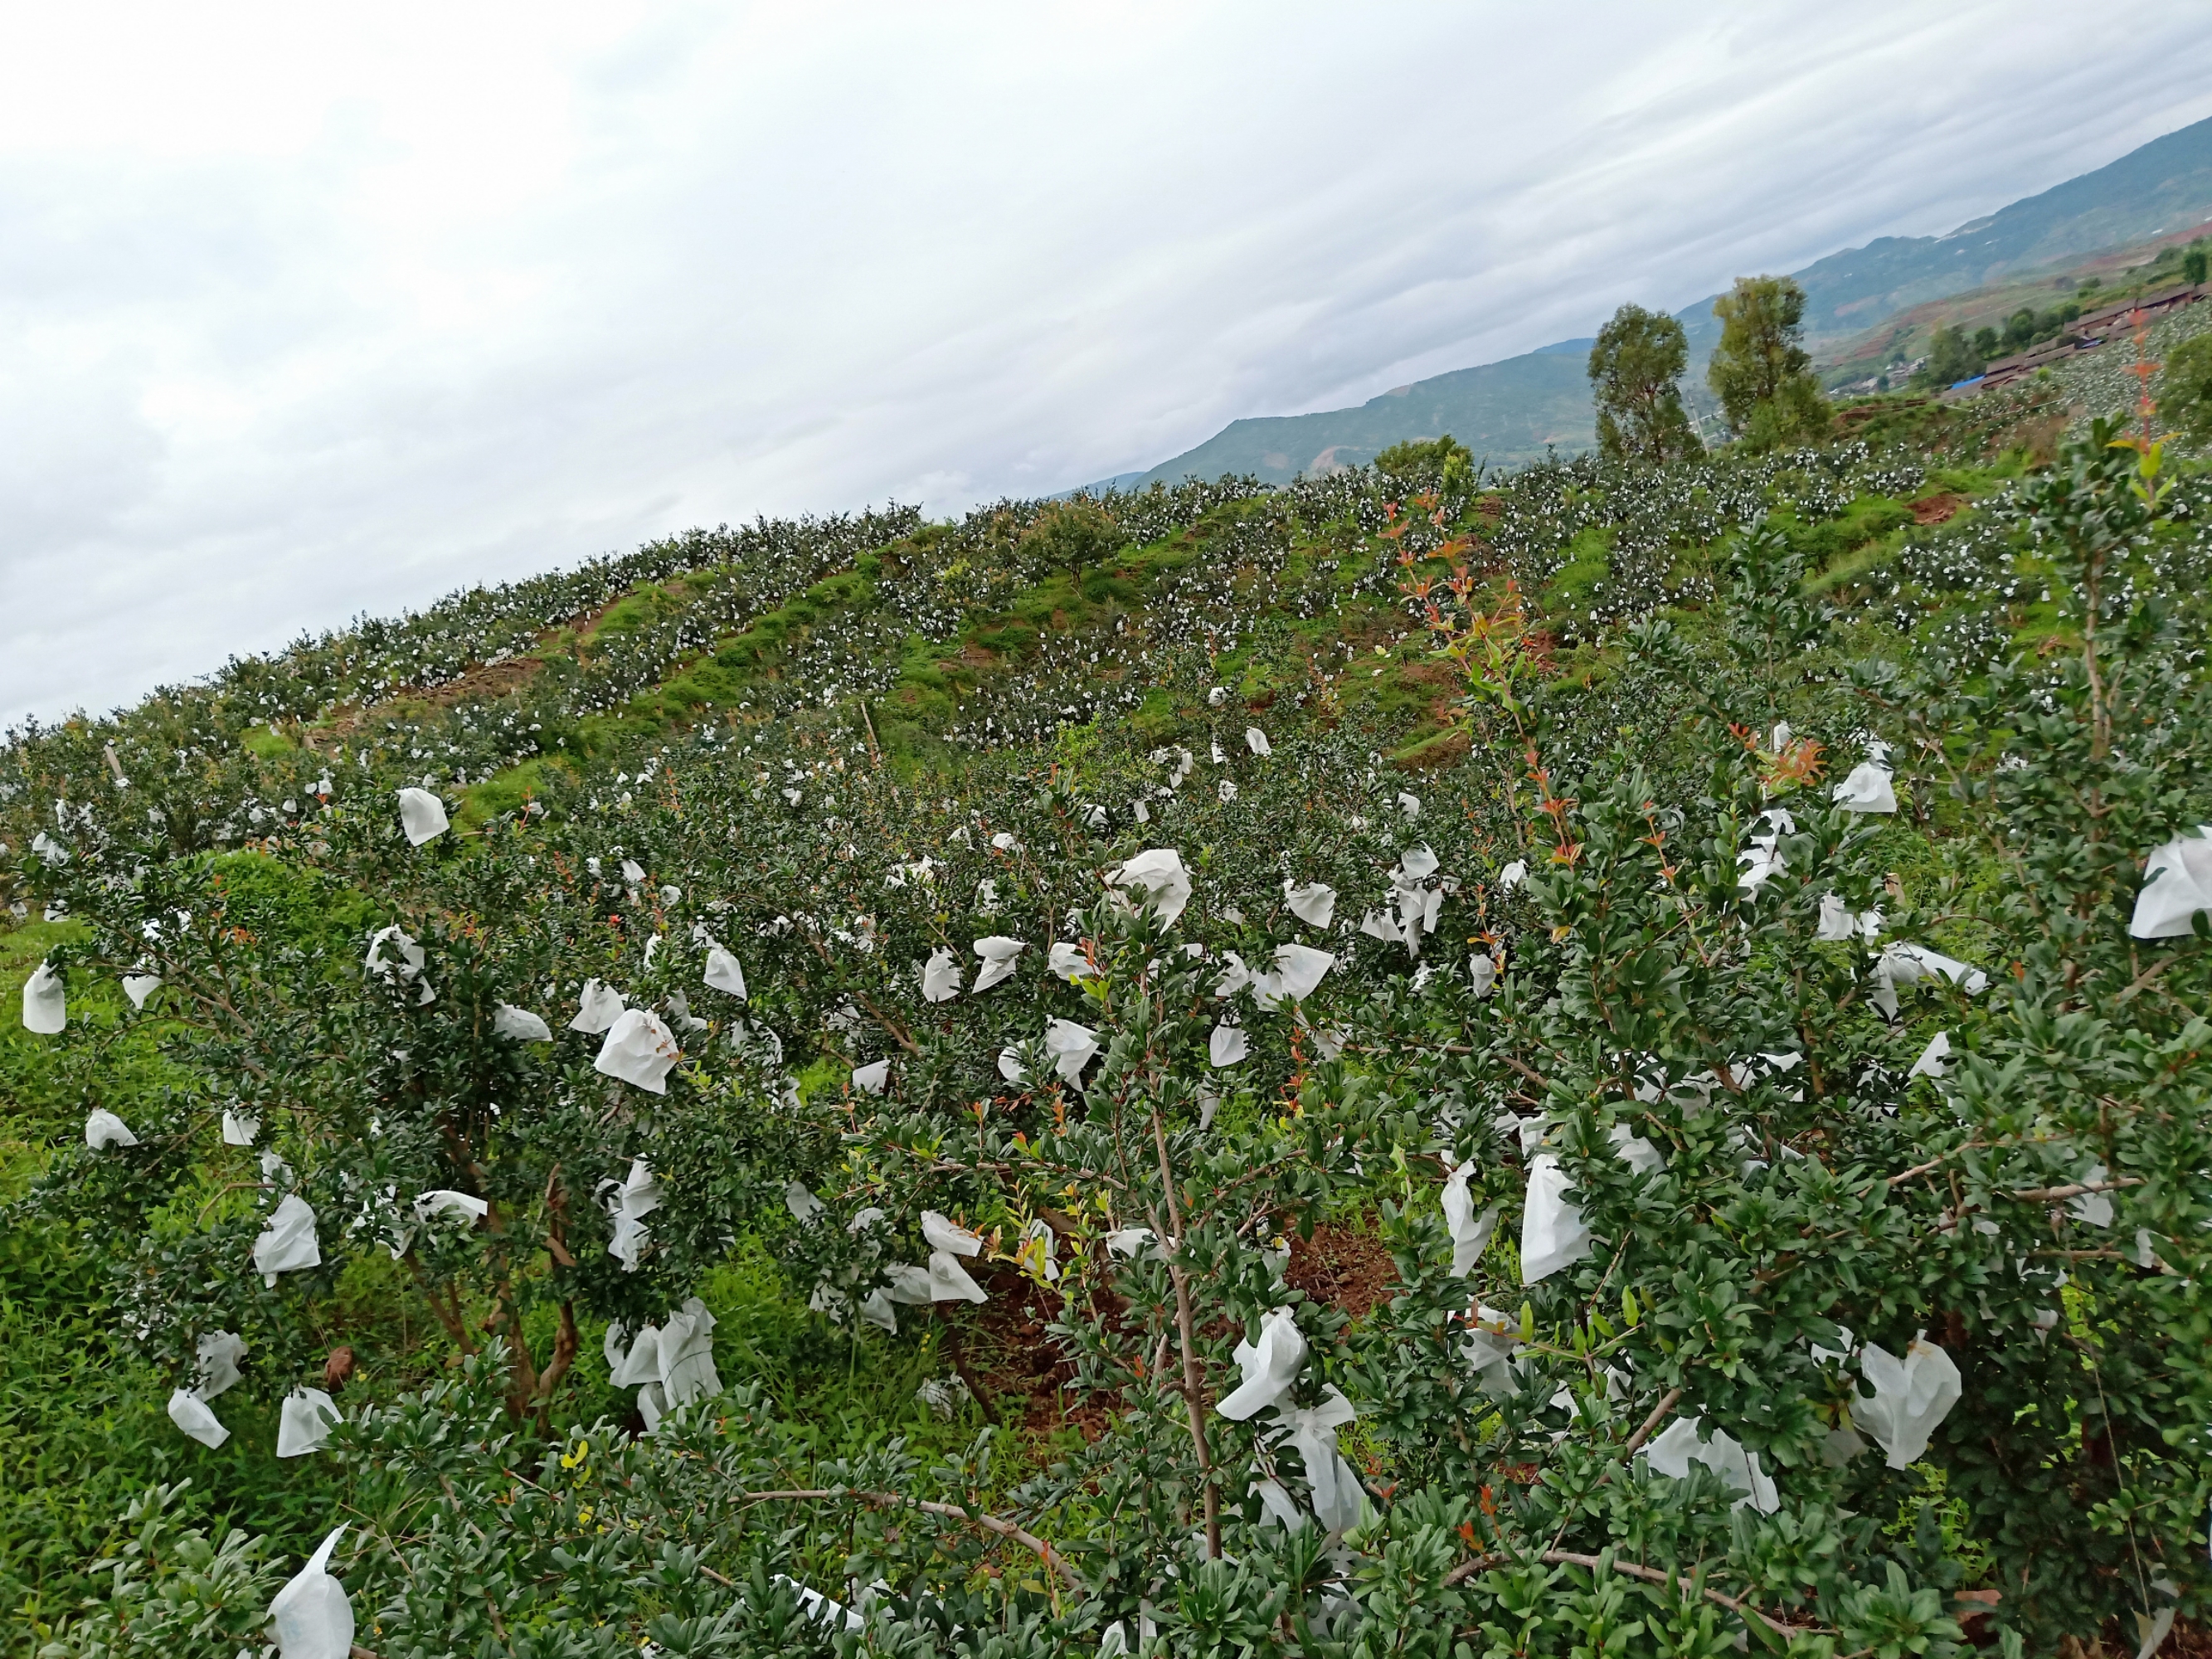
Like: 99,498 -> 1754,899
3,0 -> 2210,722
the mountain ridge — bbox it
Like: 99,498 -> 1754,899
1099,114 -> 2212,491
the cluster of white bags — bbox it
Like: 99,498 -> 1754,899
704,942 -> 748,999
1212,941 -> 1323,1007
795,1201 -> 910,1332
278,1388 -> 342,1457
1831,752 -> 1898,814
1147,745 -> 1196,793
493,1003 -> 552,1041
2131,827 -> 2212,939
1816,893 -> 1883,941
921,947 -> 961,1001
824,1209 -> 988,1331
1359,845 -> 1446,956
1737,809 -> 1794,896
22,960 -> 67,1034
1515,1119 -> 1662,1284
1851,1335 -> 1964,1468
912,934 -> 1038,1004
1459,1305 -> 1524,1397
605,1297 -> 722,1430
1003,1017 -> 1099,1086
562,970 -> 696,1093
1239,942 -> 1334,1010
1284,880 -> 1336,930
1868,941 -> 1986,1019
1627,1336 -> 1960,1514
166,1330 -> 249,1449
1441,1160 -> 1500,1277
878,1211 -> 990,1313
1519,1155 -> 1590,1283
1641,1416 -> 1780,1512
384,1188 -> 489,1258
975,935 -> 1027,990
1216,1307 -> 1365,1535
595,1009 -> 681,1092
571,977 -> 626,1033
1106,849 -> 1193,927
1215,1306 -> 1306,1415
364,926 -> 435,1005
602,1158 -> 663,1271
85,1108 -> 139,1151
254,1194 -> 323,1286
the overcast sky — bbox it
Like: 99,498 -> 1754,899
4,2 -> 2210,725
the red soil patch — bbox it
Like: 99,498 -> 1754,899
1909,493 -> 1964,525
1396,729 -> 1472,771
322,653 -> 542,740
942,1225 -> 1398,1443
321,594 -> 625,737
955,1266 -> 1112,1443
1284,1224 -> 1399,1321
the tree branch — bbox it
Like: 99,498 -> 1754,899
2115,950 -> 2186,1004
402,1257 -> 478,1356
732,1488 -> 1083,1589
542,1163 -> 577,1267
2008,1177 -> 2142,1203
799,930 -> 921,1054
1149,1097 -> 1221,1559
1623,1386 -> 1685,1457
532,1300 -> 581,1428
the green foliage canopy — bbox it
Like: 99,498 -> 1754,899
1588,304 -> 1704,467
8,395 -> 2212,1658
1709,276 -> 1827,450
1374,435 -> 1476,494
1918,326 -> 1984,392
2163,332 -> 2212,443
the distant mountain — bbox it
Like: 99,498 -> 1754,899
1777,114 -> 2212,345
1059,469 -> 1151,499
1116,352 -> 1598,489
1108,115 -> 2212,491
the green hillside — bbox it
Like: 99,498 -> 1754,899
7,333 -> 2212,1658
1125,115 -> 2212,492
1125,348 -> 1600,487
1816,221 -> 2212,381
1775,111 -> 2212,345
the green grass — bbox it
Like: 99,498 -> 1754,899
1544,526 -> 1614,620
459,755 -> 574,825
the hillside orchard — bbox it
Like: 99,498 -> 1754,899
5,359 -> 2212,1658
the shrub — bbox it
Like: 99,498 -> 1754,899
9,424 -> 2210,1659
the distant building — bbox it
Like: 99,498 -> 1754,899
1942,283 -> 2208,398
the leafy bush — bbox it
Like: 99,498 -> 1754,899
6,409 -> 2211,1658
